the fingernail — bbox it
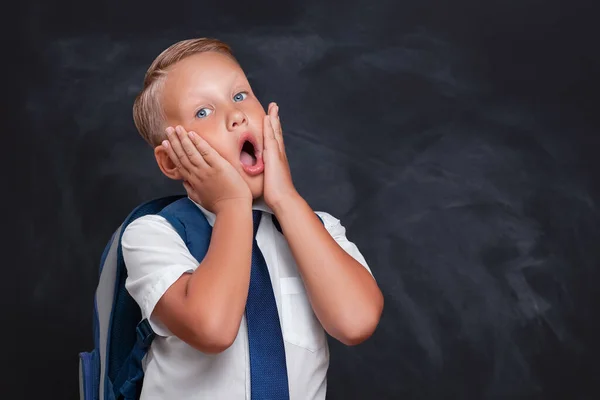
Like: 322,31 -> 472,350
166,127 -> 174,135
188,131 -> 195,139
162,140 -> 169,148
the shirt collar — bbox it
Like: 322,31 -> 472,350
187,196 -> 274,227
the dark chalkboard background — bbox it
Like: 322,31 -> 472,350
6,0 -> 600,398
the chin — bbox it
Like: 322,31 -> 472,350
246,175 -> 264,200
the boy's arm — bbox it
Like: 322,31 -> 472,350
260,102 -> 382,345
123,201 -> 253,354
272,194 -> 384,346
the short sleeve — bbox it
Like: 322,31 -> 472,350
314,211 -> 374,277
121,215 -> 200,336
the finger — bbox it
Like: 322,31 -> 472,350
271,105 -> 284,140
187,131 -> 222,167
269,116 -> 279,138
269,114 -> 283,154
183,180 -> 202,204
263,115 -> 277,151
162,140 -> 190,180
269,108 -> 286,155
163,128 -> 190,177
179,129 -> 210,169
182,180 -> 196,197
168,126 -> 195,172
268,102 -> 278,119
264,115 -> 286,162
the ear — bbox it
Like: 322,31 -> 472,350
154,144 -> 184,180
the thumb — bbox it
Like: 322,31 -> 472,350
182,180 -> 197,198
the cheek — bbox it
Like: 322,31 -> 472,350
187,120 -> 230,154
205,135 -> 242,167
245,99 -> 267,123
211,140 -> 236,161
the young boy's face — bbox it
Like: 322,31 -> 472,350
161,51 -> 266,199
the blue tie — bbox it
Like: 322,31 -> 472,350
246,210 -> 290,399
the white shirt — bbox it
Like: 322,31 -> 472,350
121,197 -> 373,400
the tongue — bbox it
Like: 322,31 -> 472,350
240,150 -> 255,166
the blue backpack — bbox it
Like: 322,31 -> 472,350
78,195 -> 322,400
78,195 -> 213,400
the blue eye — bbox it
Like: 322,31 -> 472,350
195,108 -> 213,119
233,92 -> 247,102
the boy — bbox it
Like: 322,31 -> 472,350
122,38 -> 383,399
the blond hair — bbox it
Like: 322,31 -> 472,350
132,38 -> 237,147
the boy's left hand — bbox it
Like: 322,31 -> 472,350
262,102 -> 299,210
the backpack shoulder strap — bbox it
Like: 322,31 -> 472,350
107,195 -> 186,400
158,197 -> 213,264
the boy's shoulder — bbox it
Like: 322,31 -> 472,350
121,214 -> 182,250
122,213 -> 172,233
121,196 -> 204,239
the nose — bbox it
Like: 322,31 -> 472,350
226,107 -> 248,131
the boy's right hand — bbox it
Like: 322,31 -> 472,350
163,125 -> 252,214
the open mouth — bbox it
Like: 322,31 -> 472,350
240,140 -> 257,167
238,133 -> 264,176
